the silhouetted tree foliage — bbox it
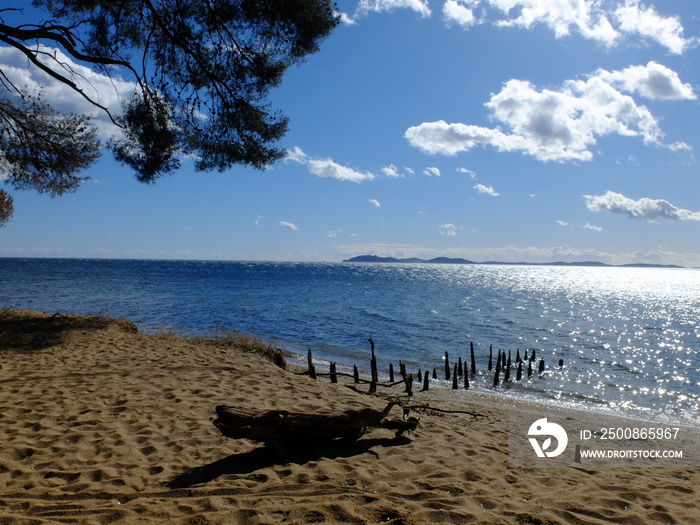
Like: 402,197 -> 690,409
0,0 -> 339,224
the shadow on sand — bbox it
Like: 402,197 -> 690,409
166,435 -> 412,489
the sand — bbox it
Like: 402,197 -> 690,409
0,309 -> 697,524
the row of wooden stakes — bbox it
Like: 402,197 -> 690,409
306,338 -> 562,396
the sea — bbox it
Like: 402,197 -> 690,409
1,258 -> 698,428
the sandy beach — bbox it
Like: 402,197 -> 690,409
0,309 -> 697,524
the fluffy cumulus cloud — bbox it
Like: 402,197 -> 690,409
440,0 -> 695,54
443,0 -> 478,28
596,61 -> 696,100
614,1 -> 695,55
381,164 -> 404,178
285,147 -> 375,182
355,0 -> 431,18
406,62 -> 692,163
0,45 -> 137,140
473,183 -> 500,196
439,223 -> 459,236
584,191 -> 700,222
423,166 -> 441,176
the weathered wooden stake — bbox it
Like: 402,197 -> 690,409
457,357 -> 463,377
493,350 -> 501,388
470,341 -> 476,376
516,360 -> 522,381
503,352 -> 511,384
389,363 -> 395,382
432,368 -> 437,380
524,349 -> 529,361
368,337 -> 375,358
516,348 -> 521,363
330,362 -> 337,384
527,358 -> 533,378
538,358 -> 545,374
417,369 -> 422,382
530,349 -> 536,362
371,355 -> 379,385
445,351 -> 451,380
353,364 -> 360,384
488,345 -> 493,372
558,359 -> 564,368
452,364 -> 458,389
422,370 -> 429,391
307,348 -> 317,379
405,376 -> 414,396
464,368 -> 470,390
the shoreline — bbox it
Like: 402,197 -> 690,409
1,309 -> 697,523
287,350 -> 700,432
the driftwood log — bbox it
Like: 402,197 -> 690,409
213,402 -> 418,458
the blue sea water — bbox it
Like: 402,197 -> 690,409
1,258 -> 699,427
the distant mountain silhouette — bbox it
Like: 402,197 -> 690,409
343,255 -> 683,269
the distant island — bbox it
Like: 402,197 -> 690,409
343,255 -> 684,269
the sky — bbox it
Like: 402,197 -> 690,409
1,0 -> 700,266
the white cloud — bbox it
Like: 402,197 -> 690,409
368,198 -> 381,207
285,147 -> 375,182
443,0 -> 478,28
423,166 -> 442,176
381,164 -> 405,178
557,220 -> 569,226
473,183 -> 500,196
439,1 -> 694,54
614,1 -> 696,55
584,191 -> 700,222
488,0 -> 619,46
355,0 -> 432,18
457,167 -> 478,179
596,61 -> 696,100
439,223 -> 459,236
583,222 -> 603,232
326,230 -> 339,238
406,62 -> 693,163
0,45 -> 138,140
280,221 -> 301,230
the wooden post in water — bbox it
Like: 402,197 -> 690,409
445,351 -> 451,380
418,369 -> 422,382
493,350 -> 501,388
516,360 -> 522,381
353,364 -> 360,384
558,359 -> 564,368
422,370 -> 429,391
307,348 -> 316,379
516,349 -> 521,364
464,368 -> 470,390
488,344 -> 493,372
389,363 -> 395,382
527,358 -> 533,378
503,352 -> 511,384
432,368 -> 437,380
530,349 -> 536,362
538,358 -> 545,374
452,364 -> 458,389
330,362 -> 337,384
457,357 -> 463,377
470,342 -> 476,376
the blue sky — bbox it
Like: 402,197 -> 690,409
2,0 -> 700,265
